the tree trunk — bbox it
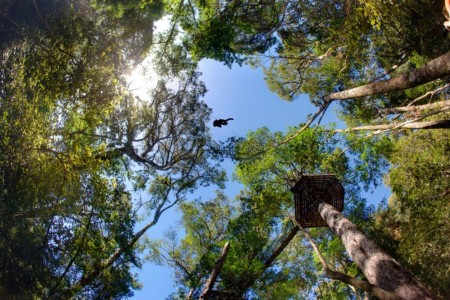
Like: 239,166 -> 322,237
186,287 -> 195,299
199,242 -> 230,300
264,226 -> 299,268
69,220 -> 156,295
292,218 -> 403,300
333,120 -> 450,132
234,226 -> 301,298
318,202 -> 435,300
325,51 -> 450,101
380,100 -> 450,115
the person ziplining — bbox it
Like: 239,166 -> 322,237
213,118 -> 233,128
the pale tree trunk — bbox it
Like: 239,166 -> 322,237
333,120 -> 450,132
325,51 -> 450,101
380,100 -> 450,115
199,242 -> 230,300
186,287 -> 195,299
318,202 -> 435,300
292,218 -> 403,300
349,285 -> 362,300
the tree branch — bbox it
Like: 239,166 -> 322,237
333,119 -> 450,132
263,226 -> 299,268
325,51 -> 450,101
380,99 -> 450,115
199,242 -> 230,300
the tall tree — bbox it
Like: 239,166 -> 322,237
0,1 -> 226,297
155,125 -> 390,299
318,202 -> 434,300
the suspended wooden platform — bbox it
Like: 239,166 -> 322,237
291,174 -> 344,228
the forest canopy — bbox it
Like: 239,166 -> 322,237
0,0 -> 449,299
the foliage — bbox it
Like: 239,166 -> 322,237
153,126 -> 378,299
0,0 -> 225,297
2,0 -> 449,298
164,0 -> 283,67
373,128 -> 450,298
152,0 -> 450,298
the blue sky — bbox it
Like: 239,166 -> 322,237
131,59 -> 389,299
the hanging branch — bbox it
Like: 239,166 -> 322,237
238,101 -> 331,160
325,51 -> 450,101
290,217 -> 405,300
225,224 -> 301,298
199,242 -> 230,300
46,207 -> 95,299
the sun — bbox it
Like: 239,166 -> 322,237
126,60 -> 157,100
126,16 -> 172,100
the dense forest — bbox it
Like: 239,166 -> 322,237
0,0 -> 449,299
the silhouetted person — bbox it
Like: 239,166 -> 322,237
213,118 -> 233,128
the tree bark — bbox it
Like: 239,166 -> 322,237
325,51 -> 450,101
234,226 -> 301,298
292,218 -> 403,300
380,100 -> 450,115
318,202 -> 435,300
263,226 -> 299,268
199,242 -> 230,300
186,287 -> 195,299
333,120 -> 450,132
72,220 -> 156,293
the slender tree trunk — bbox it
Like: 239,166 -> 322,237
349,285 -> 362,300
325,51 -> 450,101
235,226 -> 301,298
264,226 -> 299,268
318,202 -> 435,300
333,120 -> 450,132
199,242 -> 230,300
186,287 -> 195,299
69,220 -> 156,295
380,100 -> 450,115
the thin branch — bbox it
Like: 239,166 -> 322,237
334,105 -> 450,133
237,101 -> 331,160
263,226 -> 299,268
46,207 -> 95,299
406,83 -> 450,108
381,99 -> 450,115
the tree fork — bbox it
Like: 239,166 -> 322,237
318,202 -> 435,300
